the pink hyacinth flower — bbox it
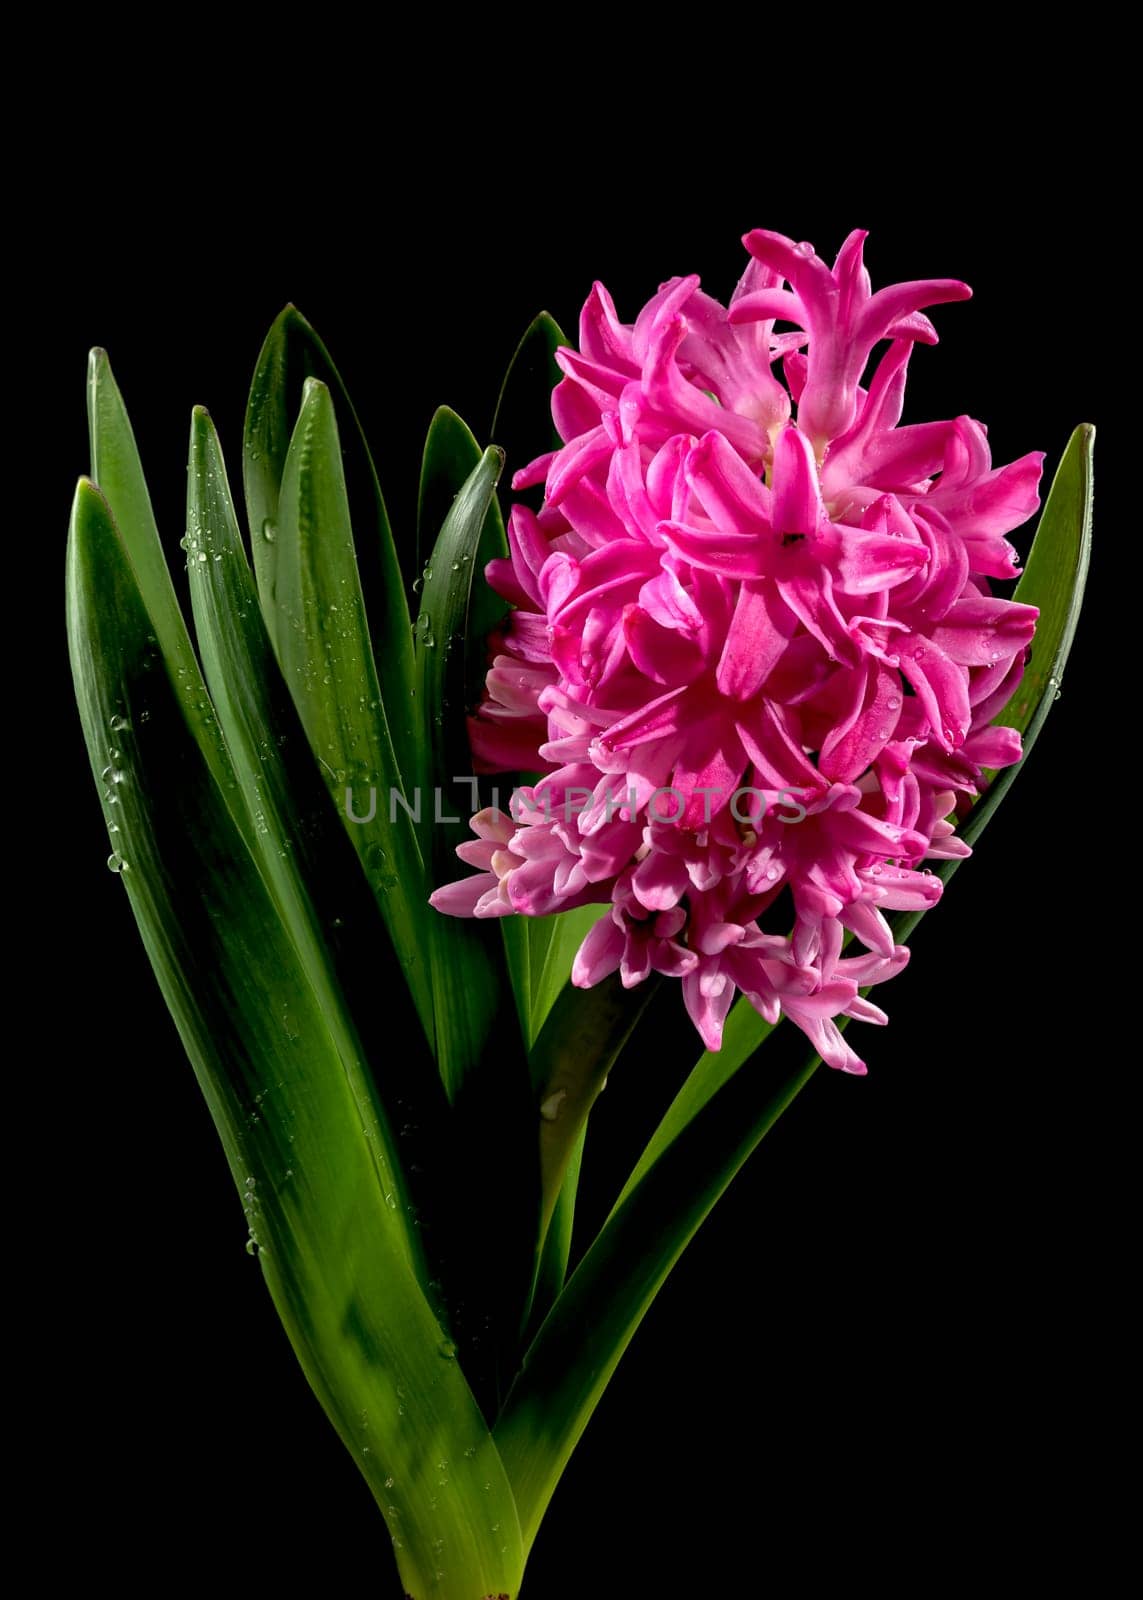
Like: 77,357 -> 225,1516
429,228 -> 1042,1072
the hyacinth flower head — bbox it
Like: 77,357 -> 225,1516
431,227 -> 1044,1071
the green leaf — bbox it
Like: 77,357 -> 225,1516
86,349 -> 252,851
498,1017 -> 818,1554
416,439 -> 544,1403
416,443 -> 513,1099
529,975 -> 656,1239
527,1128 -> 586,1338
487,316 -> 607,1059
274,379 -> 434,1039
520,975 -> 657,1341
502,904 -> 610,1052
185,407 -> 448,1275
416,406 -> 510,717
68,478 -> 523,1600
615,998 -> 778,1208
963,423 -> 1095,845
490,310 -> 568,468
495,426 -> 1095,1550
528,904 -> 609,1047
243,306 -> 417,786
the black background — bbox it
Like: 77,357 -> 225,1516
26,106 -> 1122,1597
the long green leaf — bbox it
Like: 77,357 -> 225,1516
68,478 -> 523,1600
527,1128 -> 586,1338
529,975 -> 656,1239
416,406 -> 510,717
416,443 -> 512,1098
86,349 -> 253,851
495,425 -> 1095,1550
416,441 -> 544,1408
520,975 -> 656,1341
960,422 -> 1096,842
503,903 -> 610,1054
486,314 -> 580,1050
185,407 -> 449,1285
275,379 -> 434,1038
489,310 -> 568,465
243,306 -> 417,786
528,904 -> 609,1047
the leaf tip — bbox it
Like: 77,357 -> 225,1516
73,474 -> 104,508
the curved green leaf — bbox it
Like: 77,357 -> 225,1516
416,405 -> 509,715
243,306 -> 417,785
86,349 -> 252,850
416,441 -> 543,1406
489,310 -> 568,468
68,478 -> 523,1600
185,407 -> 448,1282
275,379 -> 434,1038
416,443 -> 512,1099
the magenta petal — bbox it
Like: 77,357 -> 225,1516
685,429 -> 772,533
639,563 -> 703,631
819,661 -> 902,782
572,915 -> 625,987
929,597 -> 1039,666
716,583 -> 796,701
682,969 -> 736,1051
624,605 -> 705,684
899,634 -> 971,750
771,424 -> 827,535
430,875 -> 493,917
631,850 -> 690,911
659,517 -> 770,579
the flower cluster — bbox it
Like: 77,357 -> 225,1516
431,229 -> 1042,1071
